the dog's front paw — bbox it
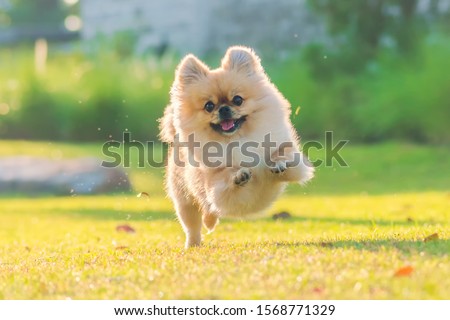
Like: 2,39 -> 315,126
234,168 -> 252,186
271,160 -> 287,174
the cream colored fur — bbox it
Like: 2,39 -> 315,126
159,46 -> 314,248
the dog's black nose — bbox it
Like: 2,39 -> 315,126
218,106 -> 232,119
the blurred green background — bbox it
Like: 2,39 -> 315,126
0,0 -> 449,144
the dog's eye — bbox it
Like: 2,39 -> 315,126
204,101 -> 215,113
232,95 -> 243,106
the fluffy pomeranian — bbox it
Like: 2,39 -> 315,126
159,46 -> 314,247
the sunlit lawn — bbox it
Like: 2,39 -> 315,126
0,140 -> 448,299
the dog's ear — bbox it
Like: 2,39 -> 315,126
221,46 -> 263,76
176,54 -> 209,85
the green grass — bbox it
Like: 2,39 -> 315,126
0,140 -> 449,299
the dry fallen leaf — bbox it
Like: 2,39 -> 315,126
272,211 -> 292,220
394,265 -> 414,277
320,242 -> 334,248
137,192 -> 149,198
312,287 -> 323,294
115,246 -> 129,250
116,225 -> 136,233
424,233 -> 439,242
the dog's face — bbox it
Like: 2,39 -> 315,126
171,46 -> 280,140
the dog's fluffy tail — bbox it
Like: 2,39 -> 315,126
158,104 -> 176,143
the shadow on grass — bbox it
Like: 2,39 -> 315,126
55,209 -> 175,221
60,211 -> 439,226
264,239 -> 449,257
265,215 -> 442,226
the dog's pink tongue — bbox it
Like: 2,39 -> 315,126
221,119 -> 235,131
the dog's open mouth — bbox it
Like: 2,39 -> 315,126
210,116 -> 247,134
